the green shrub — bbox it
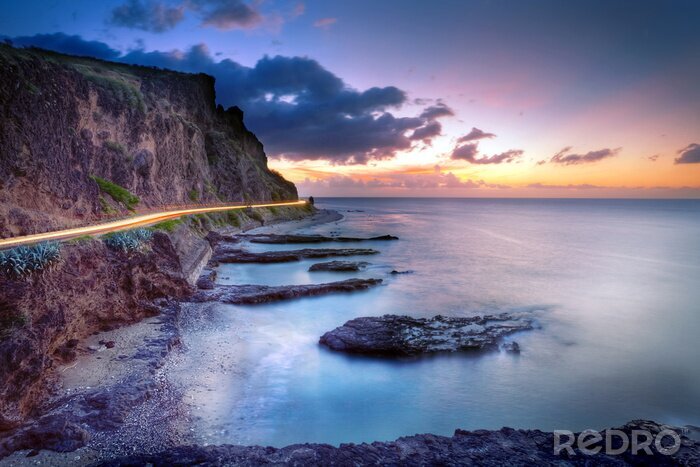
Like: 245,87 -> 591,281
0,242 -> 62,279
151,219 -> 182,233
226,210 -> 241,227
188,189 -> 200,202
99,195 -> 118,215
104,140 -> 125,154
103,228 -> 153,252
91,176 -> 139,211
79,70 -> 146,113
246,208 -> 264,223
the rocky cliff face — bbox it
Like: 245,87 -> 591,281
0,45 -> 297,237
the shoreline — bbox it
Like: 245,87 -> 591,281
1,206 -> 699,465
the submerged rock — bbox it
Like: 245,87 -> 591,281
242,234 -> 398,244
97,420 -> 699,466
309,261 -> 370,272
319,314 -> 533,356
211,248 -> 379,264
191,278 -> 382,305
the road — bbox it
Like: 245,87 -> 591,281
0,200 -> 308,249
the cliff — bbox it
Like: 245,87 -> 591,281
0,44 -> 297,238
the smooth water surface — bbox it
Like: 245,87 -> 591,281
177,198 -> 700,447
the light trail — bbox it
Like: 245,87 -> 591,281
0,200 -> 308,249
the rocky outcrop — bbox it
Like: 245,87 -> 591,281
0,300 -> 182,458
211,247 -> 379,264
309,261 -> 370,272
97,420 -> 700,466
320,314 -> 533,357
169,224 -> 212,285
191,278 -> 382,305
0,233 -> 191,430
242,234 -> 398,244
0,45 -> 297,238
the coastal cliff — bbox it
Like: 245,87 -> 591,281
0,44 -> 297,238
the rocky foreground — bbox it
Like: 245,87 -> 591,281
320,313 -> 534,356
191,278 -> 383,305
98,420 -> 699,466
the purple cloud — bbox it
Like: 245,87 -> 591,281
110,0 -> 185,32
419,103 -> 454,120
550,146 -> 621,165
458,127 -> 496,143
675,143 -> 700,164
451,144 -> 523,164
410,121 -> 442,142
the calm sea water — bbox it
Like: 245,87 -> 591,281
176,198 -> 700,447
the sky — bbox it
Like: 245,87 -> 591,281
1,0 -> 699,197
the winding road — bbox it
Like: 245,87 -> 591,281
0,200 -> 308,249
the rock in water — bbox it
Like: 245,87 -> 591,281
320,314 -> 533,356
308,261 -> 370,272
211,248 -> 379,264
191,278 -> 382,305
244,234 -> 398,244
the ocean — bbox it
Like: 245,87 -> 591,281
176,198 -> 700,447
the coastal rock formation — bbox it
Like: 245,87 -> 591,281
191,278 -> 382,305
309,261 -> 370,272
320,314 -> 532,357
243,234 -> 398,244
0,233 -> 191,430
97,420 -> 700,466
211,247 -> 379,264
0,44 -> 297,238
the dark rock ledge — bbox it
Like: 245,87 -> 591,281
97,420 -> 700,466
191,278 -> 383,305
240,233 -> 398,244
309,261 -> 370,272
211,247 -> 379,264
320,314 -> 533,357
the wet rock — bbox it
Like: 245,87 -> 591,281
242,233 -> 398,244
309,261 -> 370,272
205,231 -> 239,247
191,278 -> 382,305
501,341 -> 520,353
320,314 -> 534,357
390,270 -> 414,275
196,269 -> 217,289
96,420 -> 700,466
212,248 -> 379,264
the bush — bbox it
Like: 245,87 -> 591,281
151,219 -> 182,233
188,189 -> 200,202
91,176 -> 139,211
103,229 -> 153,252
0,242 -> 62,279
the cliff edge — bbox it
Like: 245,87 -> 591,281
0,44 -> 297,238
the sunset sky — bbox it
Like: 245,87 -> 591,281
2,0 -> 699,197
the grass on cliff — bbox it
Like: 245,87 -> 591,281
104,140 -> 126,155
91,176 -> 140,211
74,65 -> 146,114
151,219 -> 183,233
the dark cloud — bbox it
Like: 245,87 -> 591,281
451,143 -> 479,161
458,127 -> 496,142
410,121 -> 442,142
550,146 -> 621,165
419,103 -> 454,120
109,0 -> 262,32
451,144 -> 523,164
116,43 -> 433,163
298,172 -> 511,192
648,154 -> 660,162
110,0 -> 185,32
7,33 -> 121,60
191,0 -> 263,30
675,143 -> 700,164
